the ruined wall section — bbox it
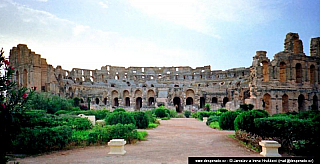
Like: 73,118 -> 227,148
247,33 -> 320,115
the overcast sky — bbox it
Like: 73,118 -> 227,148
0,0 -> 319,71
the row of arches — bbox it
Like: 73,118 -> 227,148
262,93 -> 319,114
263,61 -> 318,84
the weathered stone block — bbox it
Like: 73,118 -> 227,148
259,140 -> 281,157
108,139 -> 126,155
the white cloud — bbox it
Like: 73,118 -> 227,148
73,25 -> 89,36
127,0 -> 282,38
99,1 -> 109,9
36,0 -> 48,2
0,0 -> 202,70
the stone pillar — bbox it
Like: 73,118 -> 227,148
259,140 -> 281,157
108,139 -> 126,155
203,117 -> 208,123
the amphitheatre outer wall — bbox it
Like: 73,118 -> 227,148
8,33 -> 320,115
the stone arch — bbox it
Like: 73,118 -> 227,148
186,97 -> 193,105
136,97 -> 142,110
95,98 -> 100,104
310,65 -> 316,84
280,62 -> 286,82
296,63 -> 302,83
212,97 -> 218,104
282,94 -> 289,113
298,94 -> 305,112
23,69 -> 27,87
123,90 -> 130,106
80,98 -> 84,103
104,98 -> 107,105
125,97 -> 130,107
173,97 -> 181,112
262,61 -> 269,82
112,90 -> 119,107
186,89 -> 195,98
200,97 -> 205,109
135,90 -> 142,97
147,89 -> 155,106
223,97 -> 229,107
313,95 -> 318,110
263,93 -> 271,114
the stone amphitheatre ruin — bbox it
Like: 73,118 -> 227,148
8,33 -> 320,115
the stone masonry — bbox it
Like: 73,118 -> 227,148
9,33 -> 320,114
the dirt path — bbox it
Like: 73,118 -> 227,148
13,118 -> 260,164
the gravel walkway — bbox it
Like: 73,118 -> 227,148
13,118 -> 260,164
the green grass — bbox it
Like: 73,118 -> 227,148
148,123 -> 159,129
209,121 -> 220,129
137,131 -> 148,141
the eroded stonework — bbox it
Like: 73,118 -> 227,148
9,33 -> 320,114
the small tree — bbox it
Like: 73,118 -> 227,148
0,48 -> 34,162
204,103 -> 211,111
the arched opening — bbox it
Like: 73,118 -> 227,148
148,97 -> 155,106
95,98 -> 99,104
136,97 -> 142,110
104,98 -> 107,105
280,62 -> 286,82
16,71 -> 19,86
200,97 -> 205,109
298,94 -> 305,112
212,97 -> 218,104
296,63 -> 302,83
263,93 -> 271,114
114,98 -> 119,107
282,94 -> 289,113
312,95 -> 318,110
125,97 -> 130,107
223,97 -> 229,107
186,97 -> 193,105
81,98 -> 84,103
112,90 -> 119,107
23,69 -> 27,87
262,61 -> 269,82
173,97 -> 181,112
310,65 -> 315,84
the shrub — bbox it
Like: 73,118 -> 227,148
197,111 -> 209,120
54,110 -> 72,115
65,117 -> 92,130
113,108 -> 126,112
68,109 -> 110,120
131,112 -> 149,129
148,123 -> 159,129
154,106 -> 170,118
206,116 -> 220,125
144,110 -> 156,123
239,104 -> 254,111
234,109 -> 269,133
137,131 -> 148,141
254,117 -> 319,155
204,103 -> 211,111
184,110 -> 191,118
169,109 -> 177,118
217,108 -> 228,113
176,113 -> 185,118
209,122 -> 220,129
219,111 -> 238,130
105,111 -> 136,126
191,112 -> 198,118
13,126 -> 72,154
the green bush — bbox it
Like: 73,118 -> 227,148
254,117 -> 319,156
113,108 -> 126,112
209,122 -> 220,129
68,109 -> 110,120
206,116 -> 220,125
204,103 -> 211,111
191,112 -> 198,118
217,108 -> 228,113
219,111 -> 238,130
197,111 -> 209,120
55,110 -> 72,115
148,123 -> 159,129
131,112 -> 149,129
65,117 -> 92,130
239,104 -> 254,111
105,111 -> 136,125
13,126 -> 72,154
144,110 -> 156,123
184,110 -> 191,118
234,109 -> 269,133
169,109 -> 177,118
154,106 -> 170,118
